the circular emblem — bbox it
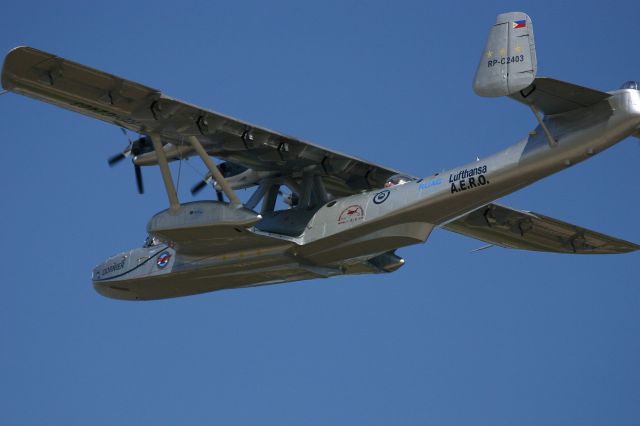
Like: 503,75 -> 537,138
338,205 -> 365,224
373,190 -> 390,204
157,251 -> 171,269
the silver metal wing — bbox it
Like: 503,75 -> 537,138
444,203 -> 639,254
1,46 -> 405,196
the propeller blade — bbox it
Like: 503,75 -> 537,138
190,179 -> 208,195
120,127 -> 133,144
108,129 -> 135,167
134,165 -> 144,194
108,152 -> 127,167
218,161 -> 247,177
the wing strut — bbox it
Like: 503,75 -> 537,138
528,104 -> 557,147
187,136 -> 242,207
150,134 -> 180,212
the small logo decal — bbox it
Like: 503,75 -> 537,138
338,205 -> 365,224
373,190 -> 390,204
157,252 -> 171,269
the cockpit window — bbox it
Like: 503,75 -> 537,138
384,174 -> 416,188
620,81 -> 639,90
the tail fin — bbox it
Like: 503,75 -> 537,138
473,12 -> 537,97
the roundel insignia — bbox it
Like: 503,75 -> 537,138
157,251 -> 171,269
373,189 -> 390,204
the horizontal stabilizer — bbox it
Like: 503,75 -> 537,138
474,12 -> 537,97
509,77 -> 611,115
443,203 -> 639,254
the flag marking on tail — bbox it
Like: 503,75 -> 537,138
513,20 -> 526,29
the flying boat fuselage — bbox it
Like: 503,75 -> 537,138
92,88 -> 640,300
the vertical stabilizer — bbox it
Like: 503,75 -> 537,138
473,12 -> 537,97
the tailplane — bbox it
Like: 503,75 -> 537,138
474,12 -> 612,117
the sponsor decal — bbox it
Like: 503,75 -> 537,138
100,258 -> 125,276
157,251 -> 172,269
373,190 -> 390,204
338,205 -> 365,225
418,178 -> 442,191
449,165 -> 490,193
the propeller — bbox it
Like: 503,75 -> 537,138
108,129 -> 153,194
191,173 -> 224,200
107,151 -> 128,166
134,164 -> 144,194
107,128 -> 133,166
190,175 -> 213,196
190,161 -> 247,199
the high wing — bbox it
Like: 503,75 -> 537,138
443,203 -> 639,254
1,46 -> 404,196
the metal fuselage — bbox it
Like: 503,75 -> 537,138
93,89 -> 640,300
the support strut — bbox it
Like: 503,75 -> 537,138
529,105 -> 557,147
299,172 -> 314,209
261,184 -> 279,214
150,133 -> 180,213
187,135 -> 242,207
244,181 -> 269,211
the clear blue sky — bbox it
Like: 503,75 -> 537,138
1,1 -> 639,425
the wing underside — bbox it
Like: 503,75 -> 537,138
443,203 -> 639,254
1,46 -> 404,196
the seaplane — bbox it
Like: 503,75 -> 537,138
2,11 -> 638,300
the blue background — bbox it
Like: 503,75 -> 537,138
1,1 -> 639,425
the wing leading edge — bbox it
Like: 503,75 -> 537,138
443,203 -> 639,254
1,46 -> 405,196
